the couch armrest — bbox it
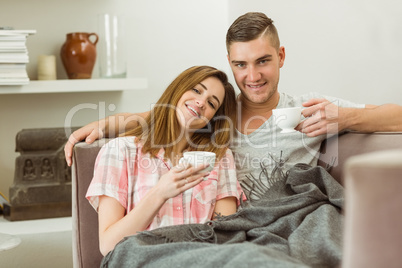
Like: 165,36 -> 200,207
318,132 -> 402,184
342,149 -> 402,268
72,139 -> 110,268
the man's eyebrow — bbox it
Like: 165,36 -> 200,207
199,82 -> 221,106
231,59 -> 246,65
256,54 -> 272,62
231,54 -> 272,64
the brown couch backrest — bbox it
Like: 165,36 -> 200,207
317,132 -> 402,184
72,140 -> 109,268
72,132 -> 402,268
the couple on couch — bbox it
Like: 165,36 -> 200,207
66,12 -> 402,267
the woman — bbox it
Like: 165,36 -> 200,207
86,66 -> 245,256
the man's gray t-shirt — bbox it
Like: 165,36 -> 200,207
231,92 -> 364,199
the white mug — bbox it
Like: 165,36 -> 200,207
179,151 -> 216,172
272,107 -> 302,133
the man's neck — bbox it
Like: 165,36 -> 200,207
237,91 -> 280,135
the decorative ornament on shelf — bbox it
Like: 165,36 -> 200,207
60,32 -> 98,79
98,14 -> 127,78
37,55 -> 56,80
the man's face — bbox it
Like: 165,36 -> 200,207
227,36 -> 285,104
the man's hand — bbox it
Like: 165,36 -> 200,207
64,121 -> 105,166
64,112 -> 146,167
296,98 -> 345,137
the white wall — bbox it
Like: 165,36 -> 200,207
228,0 -> 402,105
1,0 -> 402,198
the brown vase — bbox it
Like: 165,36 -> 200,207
60,32 -> 99,79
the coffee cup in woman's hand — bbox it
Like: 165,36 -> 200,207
179,151 -> 216,173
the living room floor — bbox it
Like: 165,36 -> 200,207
0,216 -> 72,267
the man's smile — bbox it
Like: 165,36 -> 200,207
246,82 -> 267,90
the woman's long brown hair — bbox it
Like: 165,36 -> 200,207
121,66 -> 237,161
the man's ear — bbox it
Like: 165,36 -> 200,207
279,46 -> 285,68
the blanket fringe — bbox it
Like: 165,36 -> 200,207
136,223 -> 217,244
192,222 -> 216,243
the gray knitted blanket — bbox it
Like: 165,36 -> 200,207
101,164 -> 344,268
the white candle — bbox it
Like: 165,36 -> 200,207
37,55 -> 57,80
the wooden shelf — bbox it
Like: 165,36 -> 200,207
0,78 -> 148,94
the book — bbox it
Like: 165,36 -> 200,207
0,30 -> 36,35
0,53 -> 29,63
0,56 -> 29,63
0,41 -> 27,48
0,30 -> 35,85
0,69 -> 28,78
0,63 -> 26,69
0,77 -> 29,85
0,47 -> 28,53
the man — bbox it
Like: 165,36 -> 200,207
65,12 -> 402,196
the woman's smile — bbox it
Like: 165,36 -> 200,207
185,103 -> 201,118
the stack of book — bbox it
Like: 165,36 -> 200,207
0,29 -> 36,85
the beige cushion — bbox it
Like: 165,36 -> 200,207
343,150 -> 402,268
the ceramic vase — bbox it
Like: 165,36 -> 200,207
60,32 -> 98,79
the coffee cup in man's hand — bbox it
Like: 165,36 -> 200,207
272,107 -> 302,133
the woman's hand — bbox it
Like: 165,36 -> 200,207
154,162 -> 210,201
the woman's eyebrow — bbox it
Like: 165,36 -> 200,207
199,82 -> 221,106
199,82 -> 207,90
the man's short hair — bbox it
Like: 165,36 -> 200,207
226,12 -> 280,52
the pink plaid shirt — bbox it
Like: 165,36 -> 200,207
86,137 -> 245,231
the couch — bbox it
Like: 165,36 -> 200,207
72,131 -> 402,268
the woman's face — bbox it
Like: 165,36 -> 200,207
176,76 -> 225,132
